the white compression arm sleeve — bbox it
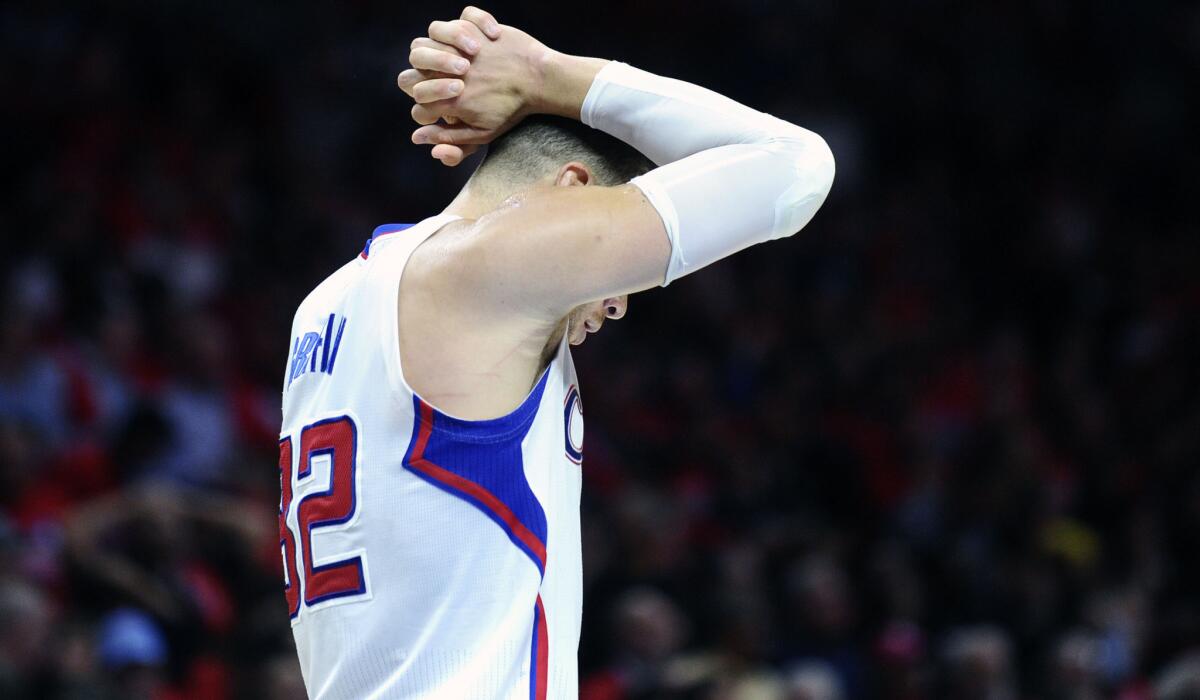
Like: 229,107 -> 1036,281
580,62 -> 835,285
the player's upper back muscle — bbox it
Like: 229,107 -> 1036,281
390,198 -> 585,421
427,184 -> 670,320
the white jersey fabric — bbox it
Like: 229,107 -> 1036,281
279,214 -> 585,700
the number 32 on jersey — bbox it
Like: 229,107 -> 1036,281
279,414 -> 370,619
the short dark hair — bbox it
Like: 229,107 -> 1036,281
472,115 -> 654,188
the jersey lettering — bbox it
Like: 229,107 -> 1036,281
279,436 -> 301,618
279,415 -> 369,615
288,313 -> 347,386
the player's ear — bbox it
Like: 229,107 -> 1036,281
554,161 -> 593,187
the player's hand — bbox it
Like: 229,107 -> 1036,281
398,7 -> 553,166
397,7 -> 496,104
397,34 -> 483,166
398,35 -> 479,165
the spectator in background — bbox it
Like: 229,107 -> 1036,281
0,306 -> 69,448
1154,652 -> 1200,700
786,661 -> 845,700
96,608 -> 169,700
781,554 -> 864,696
581,587 -> 689,699
65,485 -> 270,633
941,626 -> 1016,700
1047,629 -> 1103,700
873,620 -> 927,700
147,311 -> 238,487
0,580 -> 52,699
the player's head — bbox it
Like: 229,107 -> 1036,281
469,116 -> 654,345
469,114 -> 654,192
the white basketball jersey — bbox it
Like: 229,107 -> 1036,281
279,214 -> 585,700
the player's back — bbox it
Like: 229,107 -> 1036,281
279,214 -> 585,699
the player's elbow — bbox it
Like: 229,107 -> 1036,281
808,133 -> 836,197
783,130 -> 835,197
766,131 -> 835,239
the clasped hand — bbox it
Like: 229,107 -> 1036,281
397,6 -> 550,166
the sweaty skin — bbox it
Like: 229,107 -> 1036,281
394,10 -> 659,422
397,178 -> 637,423
395,8 -> 831,422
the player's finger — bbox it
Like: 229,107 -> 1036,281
409,47 -> 470,75
409,36 -> 465,57
412,78 -> 464,104
398,69 -> 458,99
431,144 -> 467,166
428,19 -> 485,55
459,6 -> 501,39
397,68 -> 427,97
411,102 -> 451,126
432,144 -> 481,166
412,124 -> 493,145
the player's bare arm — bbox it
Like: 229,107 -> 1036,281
395,8 -> 834,421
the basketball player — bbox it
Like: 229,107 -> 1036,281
278,7 -> 834,698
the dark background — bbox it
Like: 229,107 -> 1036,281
1,1 -> 1197,698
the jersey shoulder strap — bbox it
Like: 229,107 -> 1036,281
361,213 -> 462,399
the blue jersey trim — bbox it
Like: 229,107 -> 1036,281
402,393 -> 550,575
423,370 -> 551,443
372,223 -> 417,238
360,223 -> 416,259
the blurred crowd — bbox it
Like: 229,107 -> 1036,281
1,1 -> 1196,699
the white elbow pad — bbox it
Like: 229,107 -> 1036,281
631,136 -> 835,284
582,61 -> 836,285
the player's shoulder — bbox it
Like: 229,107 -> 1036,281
292,257 -> 361,324
400,217 -> 487,292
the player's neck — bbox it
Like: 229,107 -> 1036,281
441,180 -> 511,221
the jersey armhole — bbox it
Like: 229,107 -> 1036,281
374,214 -> 459,411
381,217 -> 569,439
